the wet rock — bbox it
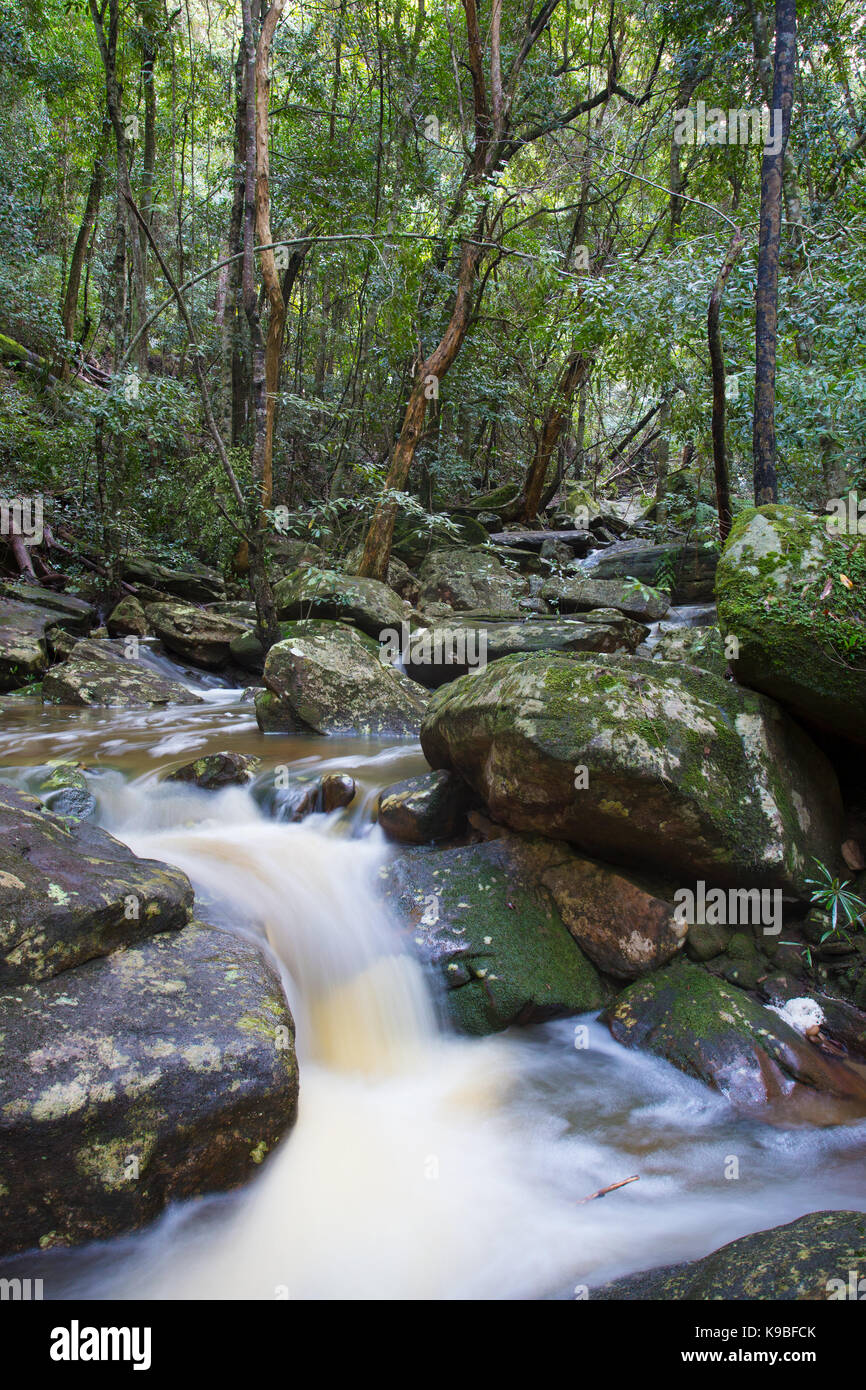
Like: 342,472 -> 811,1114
0,784 -> 193,984
716,505 -> 866,745
382,834 -> 606,1034
685,920 -> 731,962
416,547 -> 531,619
603,958 -> 866,1112
34,762 -> 97,821
166,752 -> 262,790
257,620 -> 427,737
378,771 -> 469,844
542,572 -> 670,623
273,569 -> 406,638
42,639 -> 202,708
421,652 -> 842,898
0,600 -> 51,690
106,595 -> 149,638
145,602 -> 252,669
591,1211 -> 866,1300
122,557 -> 225,604
0,921 -> 298,1256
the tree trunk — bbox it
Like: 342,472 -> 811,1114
518,351 -> 589,522
60,130 -> 108,374
752,0 -> 796,505
708,229 -> 744,543
255,1 -> 288,513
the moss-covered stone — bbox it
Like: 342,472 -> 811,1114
378,770 -> 469,843
381,835 -> 606,1034
165,752 -> 261,790
273,568 -> 406,637
145,602 -> 252,669
604,958 -> 866,1111
0,783 -> 193,984
416,547 -> 531,619
591,1211 -> 866,1300
421,651 -> 843,898
716,505 -> 866,745
42,638 -> 202,707
0,921 -> 298,1255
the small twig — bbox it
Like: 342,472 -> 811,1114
578,1175 -> 640,1204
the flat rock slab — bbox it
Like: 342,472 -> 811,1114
0,784 -> 194,984
0,583 -> 94,632
42,639 -> 202,707
0,921 -> 298,1255
582,540 -> 718,605
486,529 -> 593,555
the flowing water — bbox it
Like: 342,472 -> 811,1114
2,658 -> 866,1301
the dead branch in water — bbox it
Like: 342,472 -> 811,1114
578,1175 -> 640,1204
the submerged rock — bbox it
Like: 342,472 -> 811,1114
165,752 -> 262,790
0,784 -> 193,984
378,771 -> 469,843
591,1210 -> 866,1300
42,639 -> 201,707
604,958 -> 866,1113
257,621 -> 427,737
34,761 -> 97,820
145,602 -> 251,669
0,921 -> 298,1256
716,505 -> 866,745
382,835 -> 606,1034
420,652 -> 842,898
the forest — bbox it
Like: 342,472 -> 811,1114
1,0 -> 866,1323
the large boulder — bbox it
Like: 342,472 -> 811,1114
542,572 -> 670,623
716,505 -> 866,745
0,784 -> 193,984
106,595 -> 149,638
122,557 -> 225,604
416,547 -> 531,619
273,569 -> 405,638
591,1211 -> 866,1300
382,835 -> 606,1034
0,921 -> 298,1255
420,652 -> 843,898
604,958 -> 866,1113
42,639 -> 201,707
145,602 -> 251,668
403,613 -> 647,688
583,540 -> 719,604
257,621 -> 427,736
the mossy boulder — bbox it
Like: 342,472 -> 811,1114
273,568 -> 405,638
0,599 -> 52,691
106,595 -> 149,638
591,1210 -> 866,1300
585,540 -> 719,604
42,639 -> 202,707
0,921 -> 298,1255
604,958 -> 866,1112
716,505 -> 866,745
381,835 -> 606,1034
416,547 -> 531,619
145,602 -> 252,669
257,620 -> 427,736
378,771 -> 469,843
420,652 -> 842,898
0,784 -> 193,984
0,582 -> 94,633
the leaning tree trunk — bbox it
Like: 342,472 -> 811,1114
709,229 -> 744,543
752,0 -> 797,504
60,129 -> 107,375
518,351 -> 589,523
